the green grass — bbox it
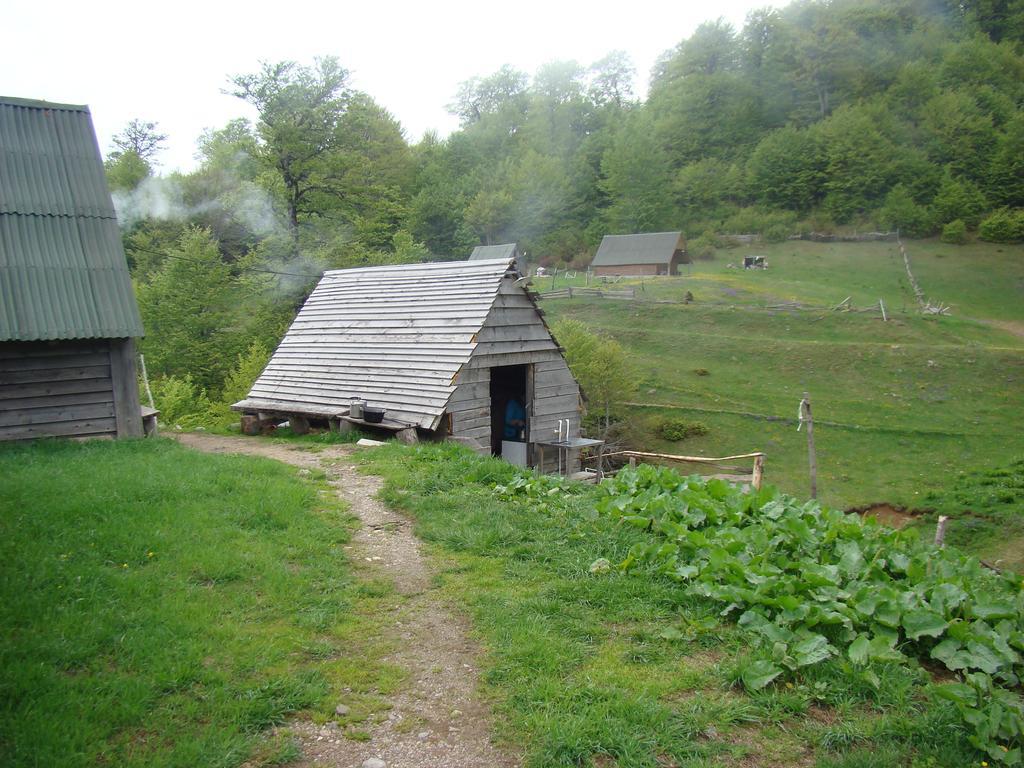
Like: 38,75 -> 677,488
540,239 -> 1024,513
364,442 -> 980,768
915,458 -> 1024,572
0,438 -> 397,767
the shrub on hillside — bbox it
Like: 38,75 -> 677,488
657,418 -> 709,442
688,235 -> 717,260
877,185 -> 937,237
932,173 -> 987,228
941,219 -> 969,244
722,208 -> 797,241
979,208 -> 1024,242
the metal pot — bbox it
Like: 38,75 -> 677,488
363,406 -> 385,424
349,398 -> 365,419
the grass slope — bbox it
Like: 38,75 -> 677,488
365,443 -> 978,768
542,239 -> 1024,510
0,438 -> 396,768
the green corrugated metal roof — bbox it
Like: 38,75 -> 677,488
591,231 -> 684,267
0,96 -> 143,341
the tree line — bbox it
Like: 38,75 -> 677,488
109,0 -> 1024,416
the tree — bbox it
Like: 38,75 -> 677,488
551,318 -> 634,436
877,184 -> 936,237
448,65 -> 529,126
136,228 -> 239,391
227,57 -> 352,244
932,170 -> 988,227
104,150 -> 151,192
111,119 -> 167,163
599,112 -> 673,232
587,51 -> 635,109
746,126 -> 826,211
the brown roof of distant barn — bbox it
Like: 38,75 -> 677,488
591,231 -> 683,267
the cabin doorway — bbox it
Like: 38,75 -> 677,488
489,364 -> 529,463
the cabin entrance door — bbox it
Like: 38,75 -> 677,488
489,364 -> 530,464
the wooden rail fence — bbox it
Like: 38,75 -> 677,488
538,286 -> 636,300
586,450 -> 766,489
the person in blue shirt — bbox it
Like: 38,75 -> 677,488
504,397 -> 525,440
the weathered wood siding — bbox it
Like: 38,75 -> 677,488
0,339 -> 141,441
449,279 -> 582,454
447,366 -> 491,450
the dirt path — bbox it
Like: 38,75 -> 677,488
172,433 -> 518,768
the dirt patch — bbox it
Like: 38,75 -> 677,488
847,503 -> 923,529
977,317 -> 1024,341
170,433 -> 519,768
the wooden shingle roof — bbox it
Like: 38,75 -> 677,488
234,258 -> 520,430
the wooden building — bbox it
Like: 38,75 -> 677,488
0,97 -> 144,441
590,231 -> 686,276
234,258 -> 583,464
469,242 -> 525,275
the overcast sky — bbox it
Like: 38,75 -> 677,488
6,0 -> 780,172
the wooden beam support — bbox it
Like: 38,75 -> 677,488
109,338 -> 143,438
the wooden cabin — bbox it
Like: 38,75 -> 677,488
0,97 -> 144,441
469,242 -> 525,275
234,258 -> 583,466
591,231 -> 686,276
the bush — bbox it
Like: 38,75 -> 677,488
688,235 -> 717,260
979,208 -> 1024,243
764,223 -> 793,243
147,374 -> 214,428
657,418 -> 709,442
722,207 -> 798,241
940,219 -> 968,244
220,340 -> 272,406
877,185 -> 937,237
932,173 -> 987,228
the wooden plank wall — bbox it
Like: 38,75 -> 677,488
449,279 -> 582,455
0,340 -> 122,440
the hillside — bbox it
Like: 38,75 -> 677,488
540,240 -> 1024,527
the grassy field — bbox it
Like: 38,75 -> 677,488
540,239 -> 1024,527
0,438 -> 398,768
365,442 -> 987,768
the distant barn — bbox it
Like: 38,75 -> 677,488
0,97 -> 144,441
234,258 -> 582,464
469,242 -> 525,274
591,231 -> 686,276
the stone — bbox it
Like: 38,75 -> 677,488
335,704 -> 350,716
417,731 -> 430,740
362,759 -> 387,768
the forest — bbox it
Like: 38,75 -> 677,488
107,0 -> 1024,415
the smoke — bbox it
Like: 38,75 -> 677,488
112,176 -> 189,228
111,152 -> 285,238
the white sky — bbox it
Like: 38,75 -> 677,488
5,0 -> 779,172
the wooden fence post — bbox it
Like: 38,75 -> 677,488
752,454 -> 765,490
800,394 -> 817,499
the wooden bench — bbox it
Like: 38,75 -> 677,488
141,406 -> 159,437
335,415 -> 419,445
